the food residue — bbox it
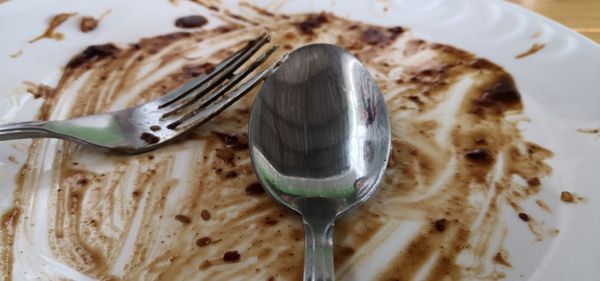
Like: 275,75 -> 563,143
223,251 -> 241,262
1,3 -> 559,281
196,237 -> 212,247
515,43 -> 545,59
174,214 -> 192,224
576,128 -> 599,134
433,218 -> 447,232
175,15 -> 209,28
245,182 -> 265,195
140,132 -> 160,144
80,16 -> 98,32
560,191 -> 583,203
200,209 -> 211,221
215,148 -> 235,166
29,13 -> 77,43
79,10 -> 110,33
23,81 -> 55,99
7,156 -> 18,164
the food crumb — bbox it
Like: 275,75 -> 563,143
29,13 -> 77,43
560,191 -> 574,203
223,250 -> 241,262
493,252 -> 512,267
79,16 -> 98,32
140,132 -> 160,144
465,149 -> 492,163
175,15 -> 208,28
201,209 -> 211,221
434,218 -> 447,232
518,212 -> 530,222
174,214 -> 192,224
527,177 -> 540,186
196,236 -> 212,247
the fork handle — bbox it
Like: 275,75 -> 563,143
0,121 -> 54,140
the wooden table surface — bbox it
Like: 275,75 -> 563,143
510,0 -> 600,43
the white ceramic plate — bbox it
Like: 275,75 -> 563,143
1,0 -> 599,280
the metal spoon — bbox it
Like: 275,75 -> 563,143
249,44 -> 391,281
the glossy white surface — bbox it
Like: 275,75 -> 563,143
1,0 -> 599,280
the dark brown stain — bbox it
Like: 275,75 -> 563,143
493,252 -> 512,268
245,182 -> 265,195
465,149 -> 493,163
66,44 -> 120,69
223,251 -> 241,262
175,15 -> 209,29
196,237 -> 212,247
174,214 -> 192,224
200,209 -> 211,221
518,213 -> 530,222
140,132 -> 160,144
295,13 -> 328,35
434,218 -> 447,232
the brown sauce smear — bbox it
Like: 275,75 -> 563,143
515,43 -> 545,59
1,4 -> 556,281
23,81 -> 55,99
29,13 -> 77,43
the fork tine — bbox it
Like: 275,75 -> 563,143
158,33 -> 271,109
161,45 -> 279,119
167,53 -> 289,130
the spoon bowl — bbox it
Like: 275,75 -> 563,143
249,44 -> 391,281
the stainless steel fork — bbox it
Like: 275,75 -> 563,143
0,33 -> 287,154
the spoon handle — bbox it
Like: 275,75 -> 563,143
302,216 -> 335,281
